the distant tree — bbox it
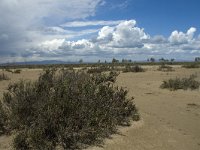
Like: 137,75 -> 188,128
195,57 -> 200,62
159,58 -> 169,62
98,60 -> 101,63
112,58 -> 119,63
170,58 -> 175,62
122,59 -> 132,63
159,58 -> 165,62
150,57 -> 155,62
79,59 -> 83,63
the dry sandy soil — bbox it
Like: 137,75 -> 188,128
0,66 -> 200,150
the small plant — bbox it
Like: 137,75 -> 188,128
160,75 -> 200,90
5,68 -> 13,73
123,65 -> 144,73
1,68 -> 139,149
4,68 -> 21,74
13,69 -> 21,74
87,65 -> 111,73
157,64 -> 174,72
0,102 -> 7,135
182,63 -> 199,68
0,73 -> 10,81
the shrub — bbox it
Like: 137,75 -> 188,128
0,102 -> 7,135
0,73 -> 10,81
5,68 -> 13,73
13,69 -> 21,74
157,64 -> 174,72
182,63 -> 199,68
87,65 -> 111,74
160,75 -> 200,90
123,65 -> 144,73
1,68 -> 139,149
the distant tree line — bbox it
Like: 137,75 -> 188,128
77,56 -> 200,64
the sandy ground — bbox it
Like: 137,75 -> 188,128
0,66 -> 200,150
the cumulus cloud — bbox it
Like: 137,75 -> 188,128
26,20 -> 200,62
95,20 -> 150,48
0,4 -> 199,64
97,26 -> 114,42
34,20 -> 150,58
168,27 -> 196,44
110,20 -> 149,48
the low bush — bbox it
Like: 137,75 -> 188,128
13,69 -> 21,74
182,63 -> 199,68
0,102 -> 7,135
123,65 -> 144,73
157,64 -> 174,72
87,65 -> 111,73
0,68 -> 139,149
4,69 -> 21,74
5,68 -> 13,73
160,75 -> 200,90
0,73 -> 10,81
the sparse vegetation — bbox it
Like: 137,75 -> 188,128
4,68 -> 21,74
157,64 -> 174,72
0,102 -> 7,135
87,65 -> 111,74
182,63 -> 199,68
0,73 -> 10,81
13,69 -> 21,74
5,68 -> 13,73
123,65 -> 144,73
0,68 -> 139,149
160,75 -> 200,90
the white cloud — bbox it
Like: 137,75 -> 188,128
97,20 -> 150,48
39,39 -> 65,51
0,8 -> 199,63
32,21 -> 199,62
168,27 -> 196,44
97,26 -> 114,41
61,20 -> 125,27
35,20 -> 150,57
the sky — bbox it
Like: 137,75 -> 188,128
0,0 -> 200,63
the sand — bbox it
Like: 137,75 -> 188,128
0,66 -> 200,150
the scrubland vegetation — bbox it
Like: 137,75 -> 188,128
0,73 -> 10,81
122,65 -> 144,73
160,75 -> 200,90
0,68 -> 139,149
157,64 -> 174,72
4,68 -> 21,74
182,63 -> 200,68
0,60 -> 200,149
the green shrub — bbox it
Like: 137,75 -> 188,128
160,75 -> 200,90
123,65 -> 144,73
1,68 -> 139,149
157,64 -> 174,72
0,73 -> 10,81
